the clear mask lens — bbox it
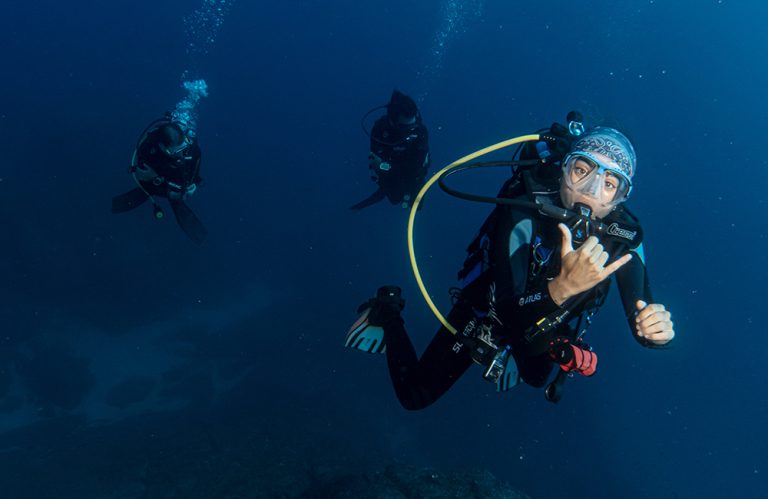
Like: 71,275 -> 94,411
395,114 -> 418,130
563,154 -> 631,206
163,136 -> 191,157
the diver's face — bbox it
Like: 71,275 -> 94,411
392,113 -> 417,131
559,154 -> 623,219
161,135 -> 192,158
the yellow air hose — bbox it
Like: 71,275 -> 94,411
407,134 -> 540,334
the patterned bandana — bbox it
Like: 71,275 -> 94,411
570,127 -> 636,181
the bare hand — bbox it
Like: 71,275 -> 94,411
635,300 -> 675,345
548,223 -> 633,305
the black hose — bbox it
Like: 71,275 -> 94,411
437,160 -> 541,208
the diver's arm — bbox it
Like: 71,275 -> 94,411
615,245 -> 674,348
496,217 -> 565,328
547,226 -> 633,305
369,119 -> 391,161
183,156 -> 202,198
135,130 -> 165,172
504,222 -> 633,326
496,225 -> 636,347
135,135 -> 153,165
191,145 -> 203,184
182,147 -> 203,193
401,127 -> 429,176
415,125 -> 430,175
497,285 -> 565,332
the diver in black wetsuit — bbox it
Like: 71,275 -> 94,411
348,125 -> 675,409
112,117 -> 207,244
350,90 -> 430,210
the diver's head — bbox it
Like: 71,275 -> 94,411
386,90 -> 419,129
559,127 -> 636,219
159,122 -> 192,158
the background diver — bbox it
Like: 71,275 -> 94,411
346,121 -> 675,408
112,116 -> 207,244
350,90 -> 430,210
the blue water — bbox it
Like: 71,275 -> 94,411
1,0 -> 766,497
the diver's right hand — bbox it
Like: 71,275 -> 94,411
357,285 -> 405,326
134,164 -> 158,182
548,223 -> 632,305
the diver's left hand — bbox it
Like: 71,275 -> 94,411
368,152 -> 382,169
635,300 -> 674,345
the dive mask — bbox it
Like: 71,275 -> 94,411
161,135 -> 192,158
394,114 -> 419,133
562,152 -> 632,207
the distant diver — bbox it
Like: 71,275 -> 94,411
112,115 -> 207,244
350,90 -> 430,210
346,115 -> 675,407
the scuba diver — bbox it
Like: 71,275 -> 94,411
111,115 -> 207,244
350,90 -> 430,210
346,116 -> 675,408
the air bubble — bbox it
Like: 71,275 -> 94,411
170,80 -> 209,138
184,0 -> 234,59
419,0 -> 484,94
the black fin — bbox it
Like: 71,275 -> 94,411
112,188 -> 149,213
170,200 -> 208,245
349,189 -> 386,211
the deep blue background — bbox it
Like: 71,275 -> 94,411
1,1 -> 767,497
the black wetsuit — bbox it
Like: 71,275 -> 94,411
378,183 -> 656,411
350,118 -> 430,210
370,117 -> 429,204
112,123 -> 207,244
136,128 -> 202,198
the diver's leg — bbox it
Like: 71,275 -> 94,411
516,352 -> 556,388
383,305 -> 475,410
